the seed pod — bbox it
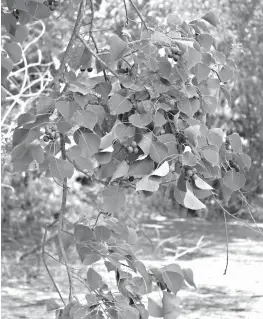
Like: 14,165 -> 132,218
186,169 -> 193,177
49,4 -> 56,11
54,0 -> 59,6
173,54 -> 180,62
192,174 -> 197,180
131,141 -> 137,147
87,67 -> 93,72
55,132 -> 60,139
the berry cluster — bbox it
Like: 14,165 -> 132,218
43,0 -> 59,11
167,46 -> 183,62
124,141 -> 139,154
43,125 -> 60,142
184,167 -> 197,181
80,67 -> 93,72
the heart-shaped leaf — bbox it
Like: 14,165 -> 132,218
74,224 -> 94,243
202,11 -> 220,28
73,110 -> 98,129
109,35 -> 128,61
49,158 -> 74,181
102,185 -> 126,213
192,63 -> 210,83
161,264 -> 184,295
150,141 -> 168,163
228,133 -> 242,153
182,268 -> 196,288
223,169 -> 246,191
109,94 -> 133,115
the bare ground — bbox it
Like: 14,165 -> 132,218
1,218 -> 263,319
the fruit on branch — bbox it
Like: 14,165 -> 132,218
87,67 -> 93,72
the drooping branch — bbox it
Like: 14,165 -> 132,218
58,134 -> 74,302
54,0 -> 86,85
128,0 -> 148,31
78,35 -> 119,78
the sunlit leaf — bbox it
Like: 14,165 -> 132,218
202,11 -> 220,28
219,65 -> 234,82
150,141 -> 168,163
109,94 -> 133,115
73,110 -> 98,129
49,158 -> 74,181
161,263 -> 184,295
102,185 -> 126,213
109,35 -> 128,61
74,224 -> 94,243
228,133 -> 242,153
87,268 -> 104,290
223,169 -> 246,191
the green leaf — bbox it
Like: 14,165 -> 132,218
127,227 -> 137,246
202,11 -> 220,28
184,184 -> 206,210
26,1 -> 50,19
219,65 -> 233,82
110,160 -> 129,182
192,63 -> 210,83
109,35 -> 128,62
129,158 -> 154,176
1,55 -> 14,80
94,150 -> 112,165
78,132 -> 101,158
5,42 -> 22,63
37,95 -> 55,115
184,125 -> 201,147
74,224 -> 94,243
73,110 -> 98,129
136,176 -> 160,192
94,226 -> 112,242
151,31 -> 170,45
10,24 -> 28,43
46,299 -> 60,312
197,34 -> 213,50
167,14 -> 182,27
177,98 -> 197,118
129,113 -> 152,128
194,176 -> 213,190
67,145 -> 94,172
202,148 -> 219,166
17,112 -> 36,128
87,268 -> 104,290
30,143 -> 44,164
207,128 -> 224,148
223,169 -> 246,191
114,122 -> 135,142
49,158 -> 74,181
148,298 -> 163,318
185,47 -> 202,69
102,185 -> 126,213
150,141 -> 168,163
182,151 -> 197,167
202,96 -> 217,114
151,161 -> 169,177
55,101 -> 77,120
239,153 -> 251,169
182,268 -> 196,288
173,187 -> 185,205
138,132 -> 153,155
163,292 -> 181,319
109,94 -> 133,115
161,264 -> 184,295
220,84 -> 231,105
228,133 -> 242,153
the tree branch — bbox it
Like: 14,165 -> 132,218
41,222 -> 65,305
78,35 -> 119,78
58,134 -> 74,302
128,0 -> 148,31
55,0 -> 86,84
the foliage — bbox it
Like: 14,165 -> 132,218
1,0 -> 252,318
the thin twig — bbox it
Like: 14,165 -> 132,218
78,35 -> 119,78
222,211 -> 229,275
54,0 -> 86,86
58,134 -> 74,302
128,0 -> 148,31
42,223 -> 65,305
123,0 -> 129,25
88,0 -> 108,81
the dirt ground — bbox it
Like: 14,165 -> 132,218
2,218 -> 263,319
